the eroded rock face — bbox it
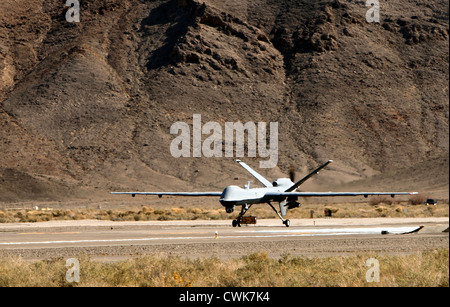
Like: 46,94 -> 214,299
0,0 -> 448,201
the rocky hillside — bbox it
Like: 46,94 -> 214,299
0,0 -> 448,201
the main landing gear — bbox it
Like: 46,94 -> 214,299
267,202 -> 290,227
231,203 -> 290,227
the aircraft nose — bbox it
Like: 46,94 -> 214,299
219,186 -> 241,204
219,187 -> 230,202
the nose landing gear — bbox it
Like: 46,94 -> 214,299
232,204 -> 253,227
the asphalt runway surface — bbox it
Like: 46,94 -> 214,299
0,217 -> 448,261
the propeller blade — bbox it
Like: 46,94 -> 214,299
289,165 -> 296,182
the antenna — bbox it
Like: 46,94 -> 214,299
244,181 -> 253,190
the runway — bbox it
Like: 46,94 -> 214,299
0,217 -> 448,260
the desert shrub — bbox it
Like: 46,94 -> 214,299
408,193 -> 428,205
369,196 -> 393,206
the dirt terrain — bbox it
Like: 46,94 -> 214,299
0,218 -> 448,260
0,0 -> 448,202
2,234 -> 448,261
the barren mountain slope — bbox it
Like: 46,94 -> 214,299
0,0 -> 448,201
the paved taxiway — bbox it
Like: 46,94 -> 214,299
0,217 -> 448,260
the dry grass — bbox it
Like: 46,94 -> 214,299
0,249 -> 448,287
408,193 -> 430,206
0,206 -> 231,223
0,201 -> 448,223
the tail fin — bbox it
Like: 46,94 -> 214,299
285,160 -> 333,192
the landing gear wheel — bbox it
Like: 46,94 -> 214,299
283,219 -> 290,227
232,219 -> 241,227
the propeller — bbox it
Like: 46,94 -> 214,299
289,165 -> 296,182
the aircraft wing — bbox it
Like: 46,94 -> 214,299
110,192 -> 223,197
285,160 -> 333,192
265,191 -> 418,198
236,160 -> 273,188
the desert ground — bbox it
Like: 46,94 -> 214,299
1,216 -> 448,261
